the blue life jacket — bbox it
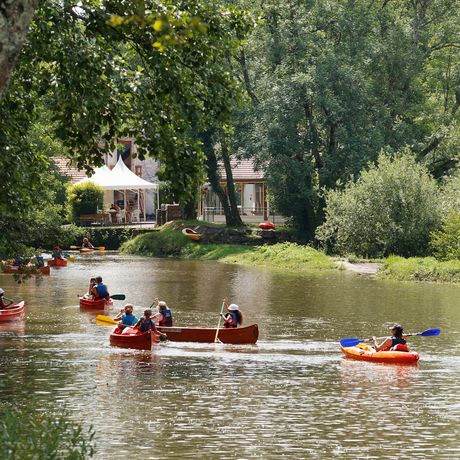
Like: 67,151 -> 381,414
391,336 -> 406,347
159,308 -> 173,327
224,311 -> 238,328
36,256 -> 45,267
95,283 -> 109,300
138,317 -> 156,333
121,313 -> 137,326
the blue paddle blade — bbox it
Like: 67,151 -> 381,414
340,338 -> 362,347
417,328 -> 440,337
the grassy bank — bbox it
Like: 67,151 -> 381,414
379,255 -> 460,283
120,231 -> 335,272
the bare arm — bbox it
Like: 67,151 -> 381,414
373,336 -> 393,351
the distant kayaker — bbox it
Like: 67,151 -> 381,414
135,309 -> 167,339
221,303 -> 243,328
0,288 -> 13,309
91,276 -> 110,300
81,238 -> 94,249
114,304 -> 138,330
156,300 -> 173,327
52,246 -> 65,260
373,324 -> 408,352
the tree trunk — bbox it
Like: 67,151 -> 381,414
182,192 -> 197,220
0,0 -> 37,101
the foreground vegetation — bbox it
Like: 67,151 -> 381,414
121,231 -> 335,272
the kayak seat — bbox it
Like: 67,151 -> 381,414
391,343 -> 409,352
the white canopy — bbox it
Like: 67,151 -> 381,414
76,165 -> 112,185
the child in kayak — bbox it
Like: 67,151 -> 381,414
373,324 -> 408,352
135,309 -> 167,340
0,288 -> 13,309
155,300 -> 173,327
221,302 -> 243,328
91,276 -> 110,300
52,246 -> 65,260
114,304 -> 138,332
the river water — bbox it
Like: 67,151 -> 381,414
0,253 -> 459,459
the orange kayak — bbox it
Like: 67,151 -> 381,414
109,328 -> 161,350
79,296 -> 113,310
0,301 -> 25,321
341,343 -> 419,364
48,258 -> 68,267
2,265 -> 50,275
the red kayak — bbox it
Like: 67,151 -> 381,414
48,258 -> 68,267
109,327 -> 161,350
79,296 -> 113,310
157,323 -> 259,344
258,222 -> 275,230
0,301 -> 25,322
2,265 -> 50,275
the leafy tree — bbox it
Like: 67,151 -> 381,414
316,153 -> 442,258
234,0 -> 460,236
67,183 -> 104,223
431,214 -> 460,260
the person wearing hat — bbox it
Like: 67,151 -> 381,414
373,324 -> 408,352
221,302 -> 243,329
52,246 -> 65,260
156,300 -> 173,327
0,288 -> 13,309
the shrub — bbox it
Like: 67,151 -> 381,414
0,403 -> 95,459
316,152 -> 442,258
67,182 -> 104,223
121,230 -> 190,256
431,214 -> 460,260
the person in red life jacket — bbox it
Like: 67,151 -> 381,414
373,324 -> 409,352
134,309 -> 167,340
0,288 -> 13,309
91,276 -> 110,300
221,303 -> 243,328
156,300 -> 173,327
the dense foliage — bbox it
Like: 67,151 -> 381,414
316,153 -> 441,258
67,183 -> 104,223
431,214 -> 460,261
0,404 -> 95,459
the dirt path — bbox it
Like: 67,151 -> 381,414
338,259 -> 381,275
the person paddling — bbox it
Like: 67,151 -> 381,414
135,309 -> 167,340
91,276 -> 110,300
156,300 -> 173,327
373,324 -> 409,352
52,246 -> 65,260
221,302 -> 243,328
81,237 -> 94,249
0,288 -> 13,309
114,304 -> 138,331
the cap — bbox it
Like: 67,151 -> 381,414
228,304 -> 239,311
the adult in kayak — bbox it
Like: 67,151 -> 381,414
221,303 -> 243,328
114,304 -> 138,330
81,237 -> 94,249
156,300 -> 173,327
52,246 -> 65,260
373,324 -> 408,352
0,288 -> 13,309
135,309 -> 167,339
91,276 -> 110,300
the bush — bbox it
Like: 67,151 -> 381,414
316,152 -> 442,258
67,182 -> 104,223
121,230 -> 191,256
0,403 -> 95,459
431,214 -> 460,260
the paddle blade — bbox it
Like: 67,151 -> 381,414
96,315 -> 117,326
111,294 -> 126,300
417,328 -> 440,337
70,245 -> 79,249
97,247 -> 105,250
340,338 -> 362,347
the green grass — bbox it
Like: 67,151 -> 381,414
380,255 -> 460,282
121,232 -> 336,272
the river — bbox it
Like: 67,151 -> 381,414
0,253 -> 459,459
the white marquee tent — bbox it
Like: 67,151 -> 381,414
77,157 -> 159,222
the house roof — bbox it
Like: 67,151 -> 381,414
219,159 -> 264,181
52,157 -> 87,183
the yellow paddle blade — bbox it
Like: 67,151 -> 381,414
96,314 -> 117,326
67,257 -> 76,262
70,245 -> 79,249
97,246 -> 105,250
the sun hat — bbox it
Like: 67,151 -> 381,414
158,301 -> 167,307
228,304 -> 239,311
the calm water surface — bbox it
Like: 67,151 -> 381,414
0,253 -> 459,459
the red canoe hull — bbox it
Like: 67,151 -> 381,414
109,328 -> 160,350
48,258 -> 68,267
2,265 -> 50,275
258,222 -> 275,230
79,297 -> 113,310
157,323 -> 259,344
0,301 -> 25,322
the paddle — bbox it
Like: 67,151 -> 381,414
70,245 -> 106,250
96,314 -> 117,326
214,300 -> 226,343
78,294 -> 125,300
340,328 -> 441,348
